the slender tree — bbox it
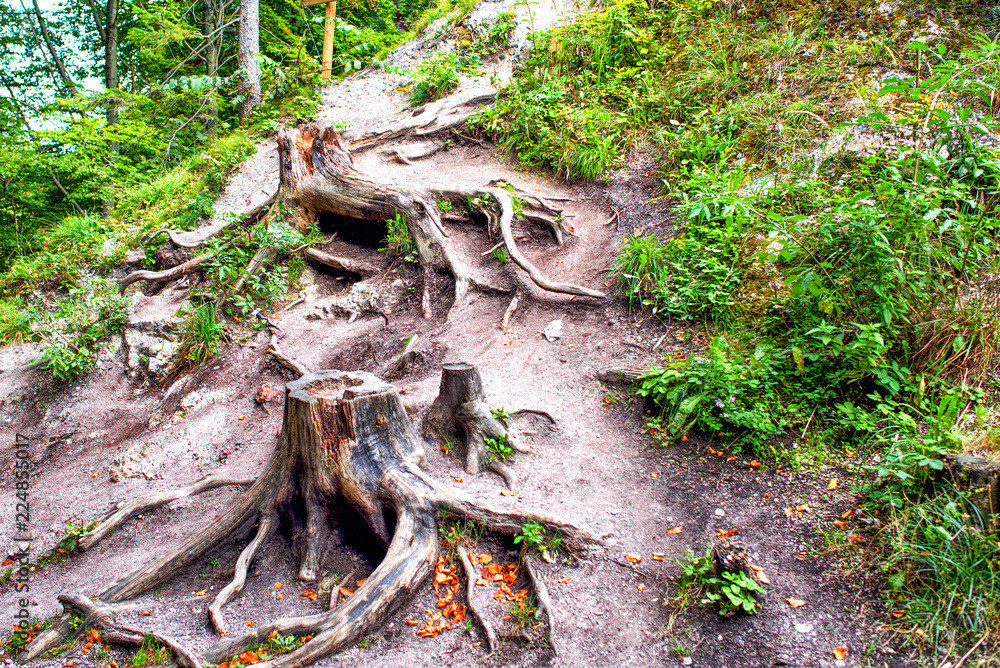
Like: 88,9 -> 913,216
238,0 -> 260,123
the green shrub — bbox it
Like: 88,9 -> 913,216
177,304 -> 225,368
379,211 -> 419,263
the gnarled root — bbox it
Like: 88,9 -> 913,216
277,123 -> 604,319
524,555 -> 558,655
26,370 -> 601,668
79,471 -> 256,551
457,544 -> 497,655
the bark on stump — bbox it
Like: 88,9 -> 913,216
24,370 -> 600,667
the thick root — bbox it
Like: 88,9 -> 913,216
457,544 -> 497,655
524,555 -> 558,655
80,471 -> 255,551
209,509 -> 278,635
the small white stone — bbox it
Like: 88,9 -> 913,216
714,508 -> 725,517
682,658 -> 692,666
795,623 -> 814,633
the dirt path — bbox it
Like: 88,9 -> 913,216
0,3 -> 907,667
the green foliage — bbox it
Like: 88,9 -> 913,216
490,407 -> 510,424
379,211 -> 419,263
24,276 -> 128,381
671,548 -> 763,616
177,304 -> 225,369
409,51 -> 482,105
514,518 -> 561,556
508,598 -> 537,628
484,433 -> 513,462
436,198 -> 454,213
132,634 -> 170,668
881,491 -> 1000,649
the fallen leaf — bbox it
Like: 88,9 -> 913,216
787,597 -> 806,608
87,629 -> 101,644
238,652 -> 260,665
727,455 -> 736,462
652,553 -> 664,561
828,478 -> 838,490
784,508 -> 794,517
405,620 -> 418,626
84,643 -> 92,651
834,520 -> 847,530
848,535 -> 865,543
750,565 -> 771,585
763,492 -> 770,498
842,509 -> 854,519
275,582 -> 283,589
557,578 -> 571,584
196,589 -> 208,596
90,472 -> 98,478
625,553 -> 642,563
716,528 -> 739,538
707,446 -> 720,456
478,554 -> 492,565
832,647 -> 848,660
650,471 -> 659,478
302,589 -> 317,601
63,663 -> 74,667
338,587 -> 354,598
0,559 -> 11,567
246,621 -> 255,627
500,490 -> 516,496
139,612 -> 152,616
796,504 -> 811,513
454,477 -> 463,483
238,415 -> 246,420
844,448 -> 854,458
356,578 -> 368,587
749,460 -> 761,469
276,593 -> 283,599
476,578 -> 488,586
667,526 -> 683,535
891,610 -> 904,618
637,583 -> 646,592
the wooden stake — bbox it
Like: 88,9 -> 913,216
304,0 -> 337,81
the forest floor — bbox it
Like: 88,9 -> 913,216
0,2 -> 921,667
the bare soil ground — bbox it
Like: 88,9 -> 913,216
0,2 -> 913,667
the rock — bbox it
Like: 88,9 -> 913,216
542,319 -> 563,342
682,658 -> 692,666
714,508 -> 725,517
795,623 -> 814,633
122,291 -> 187,384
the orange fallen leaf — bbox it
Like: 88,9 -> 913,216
276,593 -> 283,599
246,621 -> 255,627
727,455 -> 736,462
828,478 -> 838,490
91,472 -> 99,477
763,492 -> 770,498
196,589 -> 208,596
637,583 -> 646,592
405,620 -> 418,626
84,643 -> 92,651
842,509 -> 854,519
557,578 -> 571,584
238,652 -> 260,664
833,520 -> 847,530
88,629 -> 101,644
239,415 -> 246,420
63,663 -> 74,667
650,471 -> 659,478
454,477 -> 463,483
478,554 -> 492,565
356,578 -> 368,587
338,587 -> 354,598
848,535 -> 865,543
476,578 -> 488,586
302,589 -> 317,601
784,508 -> 794,517
275,582 -> 283,589
787,597 -> 806,608
666,526 -> 683,535
625,553 -> 642,563
0,559 -> 11,567
796,504 -> 811,513
652,553 -> 664,561
139,612 -> 152,616
891,610 -> 905,618
500,490 -> 516,496
750,565 -> 771,585
749,460 -> 761,469
832,647 -> 848,660
707,446 -> 720,456
716,529 -> 739,538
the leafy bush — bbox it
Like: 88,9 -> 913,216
379,211 -> 419,263
671,548 -> 764,617
409,51 -> 481,105
177,304 -> 226,369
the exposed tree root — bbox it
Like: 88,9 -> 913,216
79,471 -> 256,551
524,555 -> 558,655
117,251 -> 216,292
303,247 -> 376,276
595,366 -> 649,384
277,123 -> 604,319
347,93 -> 496,149
26,370 -> 601,668
145,228 -> 205,248
500,294 -> 519,330
457,544 -> 497,655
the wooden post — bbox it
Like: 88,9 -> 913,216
304,0 -> 337,81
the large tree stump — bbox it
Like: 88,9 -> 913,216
431,363 -> 533,489
24,371 -> 600,667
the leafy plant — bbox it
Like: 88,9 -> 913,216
378,211 -> 419,264
177,304 -> 226,369
671,548 -> 763,616
484,433 -> 513,462
508,597 -> 537,628
131,634 -> 170,668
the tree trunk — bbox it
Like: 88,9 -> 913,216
29,0 -> 79,96
202,0 -> 223,134
25,370 -> 601,667
238,0 -> 262,123
102,0 -> 120,216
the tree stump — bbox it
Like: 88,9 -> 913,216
431,363 -> 532,489
25,370 -> 601,667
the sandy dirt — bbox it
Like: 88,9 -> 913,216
0,2 -> 911,667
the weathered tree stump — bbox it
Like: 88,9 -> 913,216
25,370 -> 600,667
431,363 -> 533,489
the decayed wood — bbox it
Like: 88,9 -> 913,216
28,369 -> 601,668
145,228 -> 205,248
304,247 -> 376,276
79,471 -> 255,551
595,366 -> 649,384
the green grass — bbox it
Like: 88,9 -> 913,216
177,304 -> 226,369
